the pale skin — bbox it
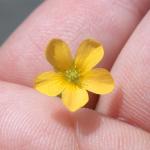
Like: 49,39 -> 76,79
0,0 -> 150,149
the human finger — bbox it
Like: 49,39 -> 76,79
0,0 -> 150,86
0,82 -> 149,149
96,11 -> 150,132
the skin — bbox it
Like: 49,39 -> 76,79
0,0 -> 150,149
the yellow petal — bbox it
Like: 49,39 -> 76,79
82,68 -> 114,94
46,39 -> 73,71
35,72 -> 65,96
62,85 -> 88,112
75,39 -> 104,74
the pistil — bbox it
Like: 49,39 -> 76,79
65,67 -> 80,83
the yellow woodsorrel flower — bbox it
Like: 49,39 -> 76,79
35,39 -> 114,112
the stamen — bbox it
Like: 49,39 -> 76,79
65,67 -> 80,83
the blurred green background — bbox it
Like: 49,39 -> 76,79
0,0 -> 42,44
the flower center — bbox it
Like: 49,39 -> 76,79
65,68 -> 80,82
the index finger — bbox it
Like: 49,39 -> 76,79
0,0 -> 149,86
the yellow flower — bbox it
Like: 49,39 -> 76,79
35,39 -> 114,112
